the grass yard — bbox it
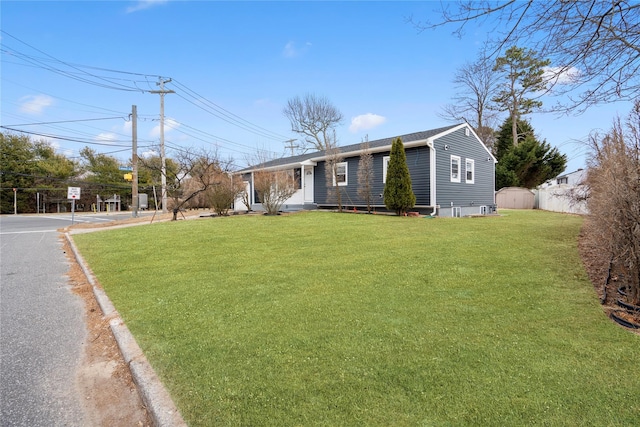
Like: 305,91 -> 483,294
73,210 -> 640,426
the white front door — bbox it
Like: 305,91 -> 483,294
304,168 -> 314,202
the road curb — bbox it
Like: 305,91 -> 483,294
65,232 -> 187,427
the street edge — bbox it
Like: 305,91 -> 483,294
64,232 -> 187,427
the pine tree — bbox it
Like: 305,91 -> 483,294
383,137 -> 416,215
494,117 -> 535,161
494,117 -> 566,189
493,46 -> 550,146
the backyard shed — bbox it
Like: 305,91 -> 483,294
496,187 -> 535,209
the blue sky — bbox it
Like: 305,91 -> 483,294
1,1 -> 634,172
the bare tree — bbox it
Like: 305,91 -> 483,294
414,1 -> 640,113
322,130 -> 345,212
439,54 -> 501,150
141,147 -> 229,220
253,168 -> 299,215
357,140 -> 374,213
207,173 -> 245,216
584,102 -> 640,305
239,184 -> 251,212
283,93 -> 343,152
247,149 -> 300,215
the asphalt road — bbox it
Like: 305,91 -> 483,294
0,212 -> 137,426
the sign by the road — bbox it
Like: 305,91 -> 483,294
67,186 -> 81,200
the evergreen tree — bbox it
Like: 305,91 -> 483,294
494,117 -> 535,161
1,133 -> 78,213
493,46 -> 550,146
383,137 -> 416,215
495,118 -> 566,189
79,147 -> 124,185
1,133 -> 36,213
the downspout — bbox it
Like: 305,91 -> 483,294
250,172 -> 255,208
427,138 -> 437,216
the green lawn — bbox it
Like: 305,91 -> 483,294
73,210 -> 640,426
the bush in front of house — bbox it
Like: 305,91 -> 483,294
383,137 -> 416,215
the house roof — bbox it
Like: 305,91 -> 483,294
237,123 -> 462,173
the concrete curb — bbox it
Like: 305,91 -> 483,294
65,233 -> 187,427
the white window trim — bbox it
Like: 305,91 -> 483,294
450,155 -> 461,183
383,156 -> 390,183
465,158 -> 475,184
333,161 -> 348,186
452,207 -> 461,218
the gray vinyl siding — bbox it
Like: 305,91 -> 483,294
403,146 -> 431,205
434,128 -> 495,215
315,146 -> 431,207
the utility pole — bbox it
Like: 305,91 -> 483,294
150,78 -> 174,214
284,139 -> 299,156
131,105 -> 139,218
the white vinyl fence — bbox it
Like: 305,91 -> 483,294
535,185 -> 588,215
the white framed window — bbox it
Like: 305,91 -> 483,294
383,156 -> 390,183
480,205 -> 487,215
333,162 -> 348,186
452,207 -> 461,218
450,155 -> 461,183
465,158 -> 475,184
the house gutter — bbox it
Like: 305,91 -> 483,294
237,137 -> 444,174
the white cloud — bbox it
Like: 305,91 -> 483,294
141,149 -> 158,158
96,132 -> 117,142
19,94 -> 54,115
150,118 -> 180,138
126,0 -> 168,13
349,113 -> 387,133
543,66 -> 581,85
47,140 -> 73,157
282,41 -> 311,58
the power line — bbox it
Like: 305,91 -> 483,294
1,31 -> 158,92
2,31 -> 291,160
4,116 -> 126,127
170,79 -> 290,141
0,171 -> 133,190
0,126 -> 131,147
177,122 -> 276,153
2,78 -> 130,116
1,46 -> 144,92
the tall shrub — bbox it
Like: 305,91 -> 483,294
254,169 -> 298,215
383,137 -> 416,215
357,141 -> 374,213
585,103 -> 640,304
